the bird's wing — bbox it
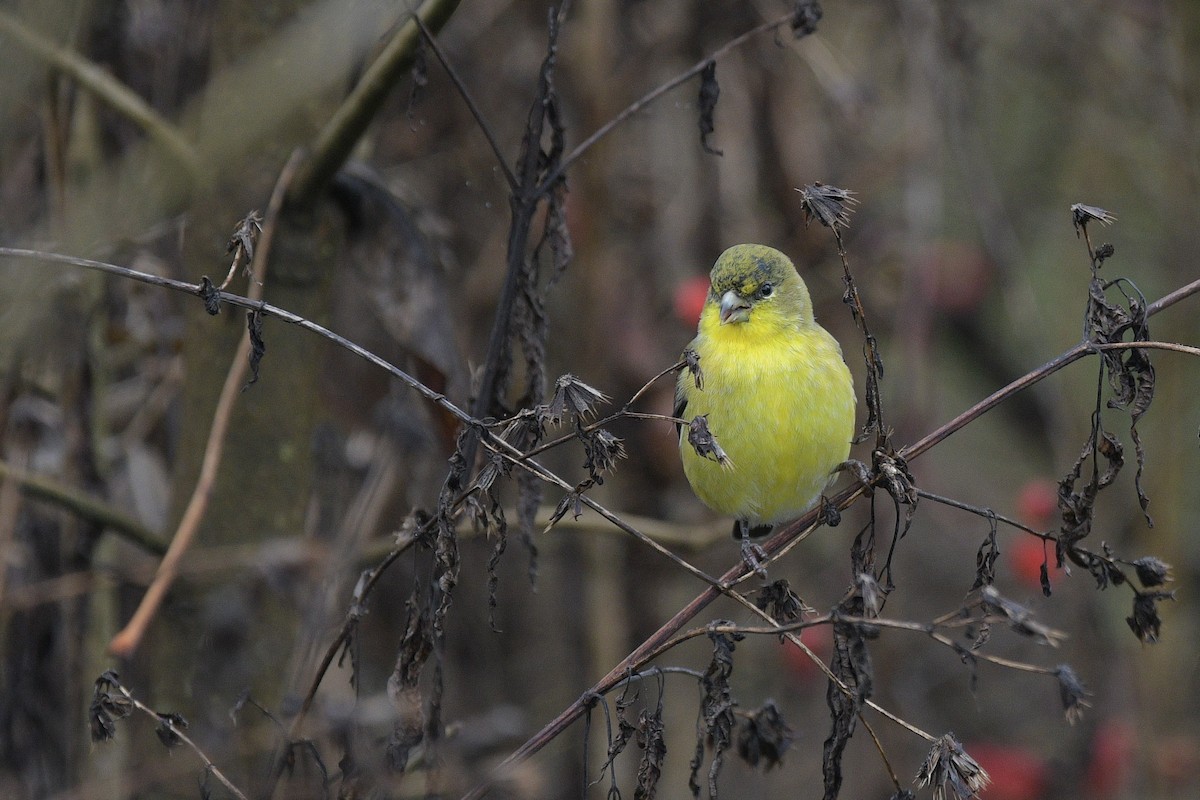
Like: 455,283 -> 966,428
673,381 -> 687,437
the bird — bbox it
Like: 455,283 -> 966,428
676,244 -> 856,570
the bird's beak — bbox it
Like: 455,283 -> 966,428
719,290 -> 751,324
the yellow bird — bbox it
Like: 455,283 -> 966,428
676,244 -> 855,557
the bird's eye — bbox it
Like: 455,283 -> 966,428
759,283 -> 774,298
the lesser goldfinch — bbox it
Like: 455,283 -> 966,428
676,244 -> 855,561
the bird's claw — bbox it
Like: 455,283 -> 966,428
740,538 -> 769,579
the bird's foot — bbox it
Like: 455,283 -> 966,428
837,458 -> 872,488
740,537 -> 769,580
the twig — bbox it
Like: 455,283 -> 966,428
915,488 -> 1047,539
539,11 -> 800,194
0,10 -> 200,177
285,0 -> 463,208
413,14 -> 518,192
106,678 -> 249,800
0,458 -> 165,555
108,151 -> 300,658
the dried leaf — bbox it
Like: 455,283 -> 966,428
737,701 -> 793,770
971,516 -> 999,590
755,580 -> 808,627
1126,590 -> 1175,644
243,308 -> 265,390
698,60 -> 723,156
822,597 -> 874,800
634,704 -> 667,799
790,0 -> 824,37
155,712 -> 188,748
690,624 -> 743,799
198,276 -> 221,315
226,210 -> 262,267
683,347 -> 703,390
687,415 -> 730,466
978,586 -> 1065,646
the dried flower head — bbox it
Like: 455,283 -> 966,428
1070,203 -> 1116,236
737,701 -> 794,770
1131,556 -> 1172,588
797,183 -> 857,230
544,374 -> 608,423
1054,664 -> 1091,724
915,734 -> 990,800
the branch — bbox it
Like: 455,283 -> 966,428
108,151 -> 300,658
285,0 -> 463,208
95,675 -> 249,800
0,10 -> 200,177
0,459 -> 165,555
539,10 -> 800,195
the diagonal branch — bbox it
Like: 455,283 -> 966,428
413,14 -> 519,192
0,10 -> 200,177
285,0 -> 463,208
107,151 -> 301,658
538,10 -> 804,196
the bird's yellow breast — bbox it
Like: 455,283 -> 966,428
678,304 -> 855,525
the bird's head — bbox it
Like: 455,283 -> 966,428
705,244 -> 814,330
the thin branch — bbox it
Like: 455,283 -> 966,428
915,488 -> 1047,539
540,11 -> 799,194
0,10 -> 200,177
0,458 -> 165,555
285,0 -> 464,208
107,679 -> 249,800
108,151 -> 300,658
902,278 -> 1200,462
413,14 -> 519,191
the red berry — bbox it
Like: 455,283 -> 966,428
673,276 -> 710,327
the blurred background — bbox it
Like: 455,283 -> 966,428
1,1 -> 1198,798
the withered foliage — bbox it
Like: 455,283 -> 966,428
821,597 -> 875,800
244,308 -> 265,389
737,701 -> 794,770
755,579 -> 808,628
698,60 -> 723,156
689,624 -> 743,799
